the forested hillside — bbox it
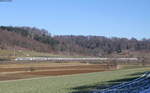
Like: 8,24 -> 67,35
0,26 -> 150,57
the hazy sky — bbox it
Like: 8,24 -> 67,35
0,0 -> 150,39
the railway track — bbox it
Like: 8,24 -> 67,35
92,72 -> 150,93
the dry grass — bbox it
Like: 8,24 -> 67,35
0,62 -> 88,68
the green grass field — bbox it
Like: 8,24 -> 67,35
0,49 -> 63,57
0,49 -> 89,60
0,67 -> 150,93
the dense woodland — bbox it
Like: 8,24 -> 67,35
0,26 -> 150,57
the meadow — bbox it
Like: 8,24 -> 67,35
0,66 -> 150,93
0,49 -> 90,61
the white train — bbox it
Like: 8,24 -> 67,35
14,57 -> 138,61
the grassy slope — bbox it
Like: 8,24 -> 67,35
0,49 -> 62,57
0,67 -> 150,93
0,49 -> 89,59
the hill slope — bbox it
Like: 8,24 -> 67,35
0,26 -> 150,57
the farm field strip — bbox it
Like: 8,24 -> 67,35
0,69 -> 104,75
0,67 -> 150,93
0,63 -> 112,81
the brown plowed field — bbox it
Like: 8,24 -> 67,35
0,62 -> 116,81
